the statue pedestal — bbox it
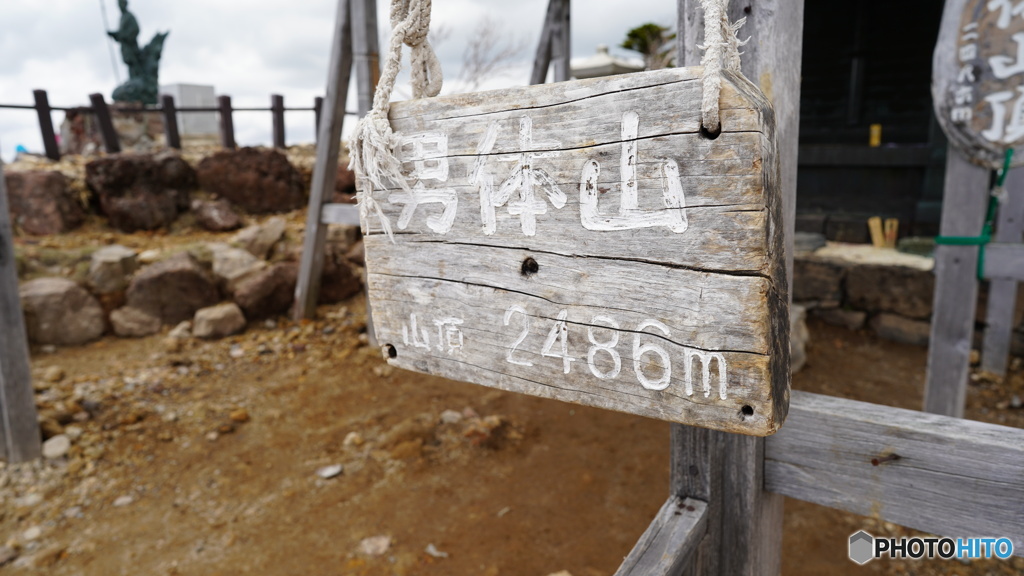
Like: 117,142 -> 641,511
59,102 -> 166,155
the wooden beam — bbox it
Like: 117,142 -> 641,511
925,151 -> 990,417
88,93 -> 121,154
314,96 -> 324,142
218,95 -> 236,150
160,95 -> 181,150
984,242 -> 1024,281
550,0 -> 571,82
351,0 -> 380,116
614,497 -> 708,575
766,390 -> 1024,556
32,90 -> 60,161
271,94 -> 286,149
293,0 -> 355,320
529,0 -> 561,85
982,168 -> 1024,375
0,158 -> 42,463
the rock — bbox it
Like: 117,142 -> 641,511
333,164 -> 357,200
346,239 -> 365,267
231,217 -> 287,259
790,305 -> 809,374
196,147 -> 306,213
112,495 -> 133,507
440,410 -> 463,424
88,244 -> 139,294
20,278 -> 105,346
847,265 -> 935,320
22,526 -> 42,542
343,431 -> 364,447
320,241 -> 364,304
168,320 -> 192,339
546,572 -> 573,576
358,535 -> 391,556
41,434 -> 71,459
85,151 -> 196,232
316,464 -> 343,479
233,262 -> 298,320
793,256 -> 845,304
43,366 -> 64,383
793,232 -> 827,255
110,306 -> 161,337
192,198 -> 242,231
64,425 -> 83,440
208,243 -> 267,293
125,252 -> 219,325
0,545 -> 17,566
812,308 -> 867,331
424,544 -> 449,559
138,249 -> 161,264
4,170 -> 84,235
229,408 -> 250,423
192,302 -> 246,339
870,313 -> 931,346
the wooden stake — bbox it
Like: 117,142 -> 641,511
32,90 -> 60,161
271,94 -> 286,149
161,95 -> 181,150
884,218 -> 899,248
982,168 -> 1024,375
218,95 -> 236,150
868,216 -> 885,247
89,93 -> 121,154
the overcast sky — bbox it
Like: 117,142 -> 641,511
0,0 -> 672,161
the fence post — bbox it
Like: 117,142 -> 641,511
351,0 -> 380,116
314,96 -> 324,142
218,95 -> 236,150
88,93 -> 121,154
0,158 -> 42,463
981,169 -> 1024,375
160,94 -> 181,150
271,94 -> 286,149
32,90 -> 60,161
550,0 -> 571,82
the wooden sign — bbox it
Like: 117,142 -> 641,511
934,0 -> 1024,168
360,68 -> 789,436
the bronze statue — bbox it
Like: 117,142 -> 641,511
108,0 -> 168,104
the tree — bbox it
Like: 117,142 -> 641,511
621,23 -> 676,70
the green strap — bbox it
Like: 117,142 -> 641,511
934,149 -> 1014,279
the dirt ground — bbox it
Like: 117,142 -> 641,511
2,299 -> 1023,575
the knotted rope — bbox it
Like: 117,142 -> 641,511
699,0 -> 747,133
350,0 -> 443,240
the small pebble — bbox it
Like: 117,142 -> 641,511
229,345 -> 245,359
22,527 -> 41,542
317,464 -> 343,479
112,495 -> 133,507
229,408 -> 250,423
206,431 -> 219,442
17,494 -> 43,508
343,432 -> 364,447
424,543 -> 449,558
40,345 -> 57,354
41,434 -> 71,459
138,249 -> 161,264
0,545 -> 17,566
64,506 -> 83,519
64,425 -> 83,440
43,366 -> 65,383
359,535 -> 391,556
1011,394 -> 1023,409
440,410 -> 463,424
264,319 -> 277,329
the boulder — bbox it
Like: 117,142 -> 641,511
230,217 -> 287,259
125,252 -> 219,325
870,313 -> 931,347
4,171 -> 84,235
331,164 -> 357,203
85,151 -> 196,232
110,306 -> 161,337
846,265 -> 934,320
813,308 -> 867,331
207,243 -> 267,293
19,278 -> 105,346
192,198 -> 242,231
196,148 -> 306,213
233,262 -> 298,319
192,302 -> 247,339
793,256 -> 845,305
320,244 -> 363,304
88,244 -> 138,294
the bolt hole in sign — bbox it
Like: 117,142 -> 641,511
935,0 -> 1024,168
360,67 -> 789,436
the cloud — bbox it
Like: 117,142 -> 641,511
1,0 -> 678,161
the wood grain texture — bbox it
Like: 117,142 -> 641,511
363,67 -> 788,435
934,0 -> 1024,169
766,390 -> 1024,557
925,151 -> 990,417
293,0 -> 354,320
985,242 -> 1024,279
982,168 -> 1024,374
0,160 -> 42,462
614,497 -> 708,576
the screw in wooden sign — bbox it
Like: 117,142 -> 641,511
360,67 -> 789,436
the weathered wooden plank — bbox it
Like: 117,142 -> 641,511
351,0 -> 379,116
982,168 -> 1024,374
320,202 -> 361,225
88,93 -> 121,154
934,0 -> 1024,169
0,159 -> 42,463
529,0 -> 560,85
32,90 -> 59,161
363,67 -> 788,435
550,0 -> 571,83
925,151 -> 990,417
985,242 -> 1024,280
670,425 -> 723,575
218,95 -> 236,150
614,497 -> 708,576
160,94 -> 181,150
293,0 -> 355,320
766,390 -> 1024,556
271,94 -> 286,149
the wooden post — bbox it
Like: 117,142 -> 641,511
672,0 -> 803,572
550,0 -> 571,82
218,95 -> 236,150
161,94 -> 182,150
293,0 -> 355,320
351,0 -> 380,116
314,96 -> 324,141
925,152 -> 991,416
271,94 -> 286,149
981,169 -> 1024,376
0,158 -> 42,463
32,90 -> 60,161
530,0 -> 562,85
88,93 -> 121,154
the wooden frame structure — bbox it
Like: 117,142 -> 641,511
292,0 -> 1023,571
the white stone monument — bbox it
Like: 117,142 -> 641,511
158,84 -> 218,136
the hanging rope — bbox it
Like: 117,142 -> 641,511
350,0 -> 443,240
699,0 -> 747,133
